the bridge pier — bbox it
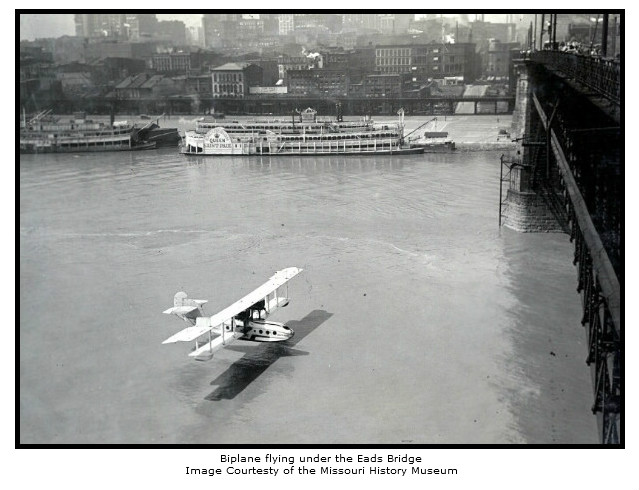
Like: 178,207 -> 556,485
501,61 -> 567,233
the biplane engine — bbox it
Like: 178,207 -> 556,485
162,292 -> 208,325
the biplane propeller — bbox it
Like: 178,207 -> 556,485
162,267 -> 303,361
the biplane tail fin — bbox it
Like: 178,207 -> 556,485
162,292 -> 208,323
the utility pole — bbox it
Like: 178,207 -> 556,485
602,14 -> 609,57
611,15 -> 617,57
533,14 -> 537,51
529,22 -> 533,51
540,13 -> 545,49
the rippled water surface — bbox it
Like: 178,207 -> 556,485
20,144 -> 597,444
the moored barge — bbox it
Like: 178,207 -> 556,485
19,111 -> 179,153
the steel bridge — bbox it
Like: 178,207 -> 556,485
502,50 -> 621,444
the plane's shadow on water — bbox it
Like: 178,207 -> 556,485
204,309 -> 332,401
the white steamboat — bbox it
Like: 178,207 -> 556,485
181,108 -> 423,156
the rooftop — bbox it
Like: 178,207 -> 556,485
211,62 -> 253,71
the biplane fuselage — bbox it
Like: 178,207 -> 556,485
228,318 -> 294,342
162,267 -> 303,361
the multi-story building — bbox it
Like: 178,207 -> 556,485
363,73 -> 412,97
202,14 -> 241,47
277,55 -> 317,81
244,58 -> 279,86
84,40 -> 155,62
375,45 -> 412,74
89,57 -> 146,85
156,20 -> 187,46
278,14 -> 295,36
348,46 -> 376,82
260,15 -> 280,36
469,20 -> 515,45
20,46 -> 55,104
413,43 -> 478,81
174,74 -> 212,95
342,14 -> 381,32
125,14 -> 158,40
287,69 -> 349,96
379,14 -> 413,35
375,42 -> 479,82
485,39 -> 520,78
114,73 -> 177,99
151,52 -> 192,73
211,62 -> 263,98
236,18 -> 265,39
321,48 -> 350,71
202,14 -> 221,48
75,14 -> 127,38
56,62 -> 95,96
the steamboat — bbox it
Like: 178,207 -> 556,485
181,108 -> 423,156
19,111 -> 179,153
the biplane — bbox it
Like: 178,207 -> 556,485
162,267 -> 303,361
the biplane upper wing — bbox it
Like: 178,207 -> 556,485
162,267 -> 303,344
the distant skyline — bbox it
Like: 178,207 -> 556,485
19,14 -> 205,41
19,13 -> 526,41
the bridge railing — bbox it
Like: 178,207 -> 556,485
530,51 -> 620,105
532,93 -> 621,444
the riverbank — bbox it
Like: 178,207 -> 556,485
402,114 -> 515,151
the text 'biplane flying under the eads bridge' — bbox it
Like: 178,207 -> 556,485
162,267 -> 303,361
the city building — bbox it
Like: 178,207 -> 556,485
342,14 -> 381,33
287,69 -> 349,96
469,20 -> 515,44
56,62 -> 95,96
202,14 -> 242,48
278,14 -> 295,36
211,62 -> 263,98
88,57 -> 147,86
486,39 -> 520,78
277,55 -> 317,80
83,40 -> 155,62
375,42 -> 479,82
75,14 -> 127,38
20,46 -> 56,105
363,72 -> 412,97
125,14 -> 158,40
320,47 -> 350,71
155,20 -> 187,46
243,58 -> 279,85
114,73 -> 177,98
379,14 -> 413,35
172,74 -> 212,95
151,52 -> 192,73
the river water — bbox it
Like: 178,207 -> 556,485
19,119 -> 598,444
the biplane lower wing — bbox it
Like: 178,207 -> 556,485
163,316 -> 216,344
188,330 -> 244,359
